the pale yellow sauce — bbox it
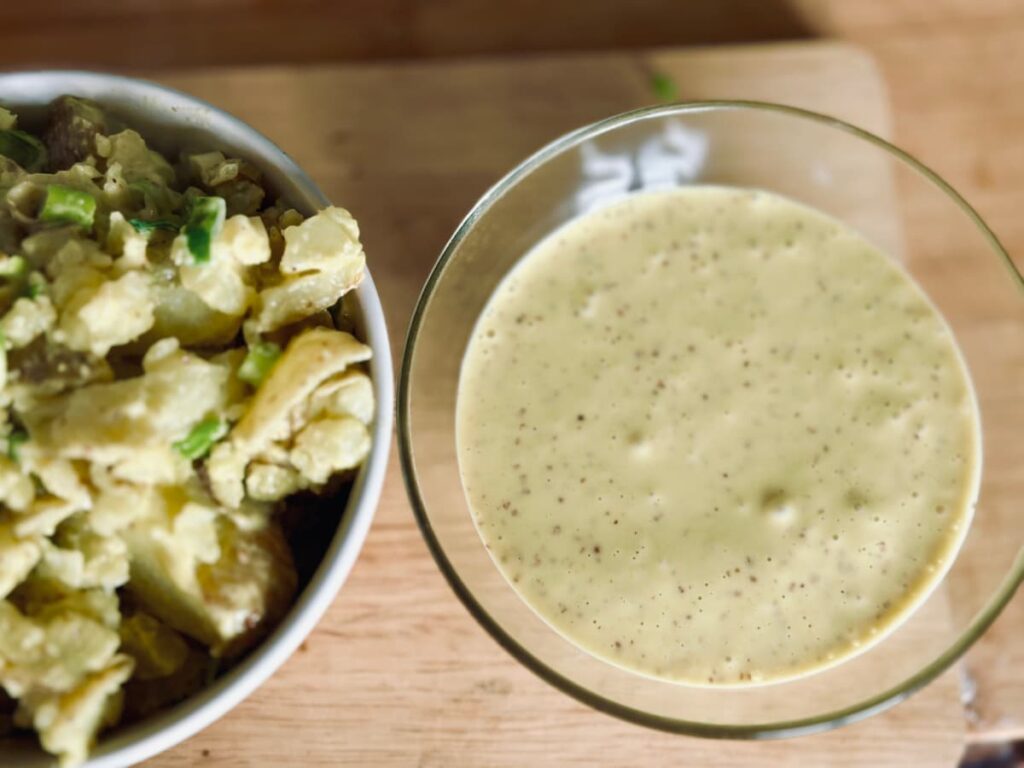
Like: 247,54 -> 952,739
456,186 -> 980,686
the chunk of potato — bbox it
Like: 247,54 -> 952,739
307,369 -> 374,425
17,654 -> 133,768
87,467 -> 161,536
0,525 -> 41,600
15,581 -> 120,631
0,455 -> 35,511
95,130 -> 174,187
26,346 -> 231,468
280,206 -> 362,275
45,238 -> 110,309
187,151 -> 237,188
171,214 -> 268,317
22,456 -> 91,510
252,267 -> 363,334
290,417 -> 370,485
219,214 -> 271,266
148,279 -> 241,348
44,96 -> 112,170
177,255 -> 252,317
12,497 -> 80,539
208,328 -> 370,507
233,328 -> 371,450
0,599 -> 121,698
122,489 -> 296,657
39,520 -> 129,592
105,212 -> 149,273
244,462 -> 303,502
0,296 -> 56,349
58,271 -> 154,357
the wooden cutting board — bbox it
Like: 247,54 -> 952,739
143,42 -> 967,767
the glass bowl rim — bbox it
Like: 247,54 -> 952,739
398,99 -> 1024,739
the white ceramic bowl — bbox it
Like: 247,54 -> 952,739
0,71 -> 394,767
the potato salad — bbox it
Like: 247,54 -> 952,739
0,96 -> 374,765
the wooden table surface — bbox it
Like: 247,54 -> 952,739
0,4 -> 1021,765
112,39 -> 1018,767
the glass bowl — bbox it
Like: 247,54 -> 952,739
399,102 -> 1023,737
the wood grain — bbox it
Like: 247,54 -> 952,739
1,0 -> 1021,754
0,0 -> 813,69
133,43 -> 975,767
854,20 -> 1024,743
1,0 -> 1021,71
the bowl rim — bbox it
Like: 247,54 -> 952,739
0,70 -> 394,766
398,99 -> 1024,739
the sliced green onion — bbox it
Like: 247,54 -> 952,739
0,129 -> 47,172
39,185 -> 96,229
0,255 -> 27,278
5,429 -> 28,462
237,341 -> 281,387
650,72 -> 679,102
172,416 -> 228,460
129,218 -> 179,234
183,196 -> 226,264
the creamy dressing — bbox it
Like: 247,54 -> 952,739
456,186 -> 980,686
